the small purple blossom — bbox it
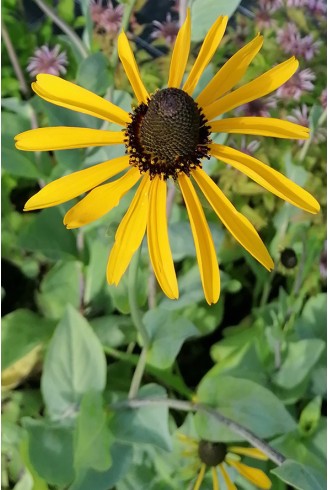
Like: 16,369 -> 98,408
27,45 -> 68,77
151,14 -> 179,46
276,68 -> 315,100
255,0 -> 282,29
276,23 -> 299,54
240,138 -> 261,156
287,104 -> 326,144
320,88 -> 327,109
236,97 -> 276,117
91,0 -> 124,37
297,34 -> 321,61
306,0 -> 327,15
286,0 -> 307,7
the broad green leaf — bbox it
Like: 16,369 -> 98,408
91,315 -> 135,348
144,309 -> 198,369
273,339 -> 325,389
69,443 -> 133,490
271,460 -> 326,490
36,261 -> 82,320
77,53 -> 111,95
74,392 -> 112,474
2,147 -> 40,179
2,309 -> 55,370
19,207 -> 78,260
41,306 -> 107,419
195,375 -> 296,441
191,0 -> 241,41
299,397 -> 322,437
110,384 -> 172,451
23,418 -> 75,487
18,437 -> 49,490
294,294 -> 327,340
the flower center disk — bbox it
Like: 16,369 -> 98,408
125,88 -> 211,179
198,441 -> 227,466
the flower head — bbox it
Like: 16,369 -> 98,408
27,45 -> 68,77
151,13 -> 180,46
178,434 -> 272,489
276,68 -> 315,100
90,0 -> 124,36
15,12 -> 319,304
306,0 -> 327,15
287,104 -> 326,144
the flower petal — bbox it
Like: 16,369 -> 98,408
192,168 -> 274,270
168,8 -> 191,88
210,117 -> 309,139
32,74 -> 130,126
107,174 -> 151,285
211,467 -> 220,490
220,464 -> 237,490
24,156 -> 130,210
204,57 -> 299,121
182,16 -> 228,96
178,172 -> 220,304
211,144 -> 320,214
197,34 -> 263,107
147,176 -> 179,299
118,31 -> 149,104
229,447 -> 269,461
15,127 -> 125,151
194,463 -> 206,490
227,459 -> 272,489
64,167 -> 140,229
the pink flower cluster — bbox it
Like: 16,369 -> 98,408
90,0 -> 124,38
27,45 -> 68,77
277,23 -> 321,60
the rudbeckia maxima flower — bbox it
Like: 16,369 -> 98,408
15,12 -> 320,304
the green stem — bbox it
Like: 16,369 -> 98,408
111,397 -> 286,466
32,0 -> 88,59
2,21 -> 29,95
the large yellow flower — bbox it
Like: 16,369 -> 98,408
15,12 -> 319,304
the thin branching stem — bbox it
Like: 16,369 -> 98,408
2,21 -> 29,95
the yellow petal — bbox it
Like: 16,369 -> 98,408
107,174 -> 151,285
147,176 -> 179,299
229,446 -> 269,461
168,8 -> 191,88
210,144 -> 320,214
183,16 -> 228,96
32,74 -> 130,126
210,117 -> 309,139
204,57 -> 299,121
220,464 -> 237,490
211,467 -> 220,490
178,173 -> 220,304
194,463 -> 206,490
197,34 -> 263,107
227,459 -> 272,489
192,168 -> 274,271
24,156 -> 130,210
15,127 -> 125,151
118,31 -> 149,104
1,345 -> 42,391
64,167 -> 140,228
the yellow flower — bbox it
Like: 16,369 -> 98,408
178,434 -> 272,490
15,12 -> 319,304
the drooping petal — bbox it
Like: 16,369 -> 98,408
178,173 -> 220,305
168,8 -> 191,88
147,176 -> 179,299
210,144 -> 320,214
194,464 -> 206,490
118,31 -> 149,104
24,156 -> 130,210
211,467 -> 220,490
220,464 -> 237,490
64,167 -> 140,229
107,174 -> 151,285
32,74 -> 130,126
15,127 -> 125,151
229,446 -> 269,460
210,117 -> 309,139
192,168 -> 274,270
182,16 -> 228,96
204,57 -> 299,121
226,459 -> 272,489
197,34 -> 263,107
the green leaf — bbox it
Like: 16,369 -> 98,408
74,392 -> 112,474
144,309 -> 198,369
2,146 -> 40,179
76,53 -> 111,95
195,375 -> 296,441
271,460 -> 326,490
110,384 -> 172,451
36,261 -> 82,320
41,306 -> 107,419
2,310 -> 55,370
23,418 -> 75,486
299,397 -> 322,437
19,437 -> 49,490
191,0 -> 241,41
273,339 -> 325,389
19,207 -> 78,260
294,294 -> 327,341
